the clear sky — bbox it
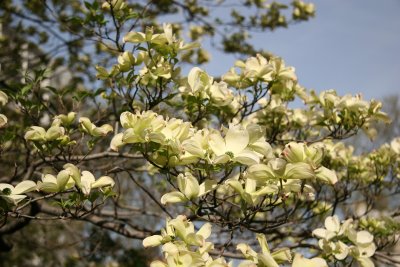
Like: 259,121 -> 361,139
204,0 -> 400,101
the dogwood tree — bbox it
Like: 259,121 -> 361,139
1,0 -> 400,266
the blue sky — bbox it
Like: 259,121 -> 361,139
204,0 -> 400,101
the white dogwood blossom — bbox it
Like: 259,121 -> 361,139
237,234 -> 292,267
37,172 -> 74,193
208,124 -> 266,165
161,173 -> 217,205
0,181 -> 37,205
313,215 -> 376,266
143,216 -> 232,267
79,117 -> 113,137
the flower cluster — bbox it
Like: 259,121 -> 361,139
292,0 -> 315,20
24,112 -> 113,149
0,164 -> 114,207
237,233 -> 329,267
96,23 -> 199,87
235,142 -> 337,205
320,137 -> 400,184
179,67 -> 234,107
247,142 -> 337,183
236,233 -> 293,266
143,216 -> 333,267
359,216 -> 400,242
308,90 -> 390,139
143,215 -> 233,267
111,110 -> 271,167
313,215 -> 376,266
37,164 -> 114,195
111,110 -> 339,210
124,23 -> 199,55
222,54 -> 297,90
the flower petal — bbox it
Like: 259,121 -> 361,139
143,235 -> 163,248
92,176 -> 115,189
197,223 -> 212,240
315,166 -> 338,184
325,215 -> 340,233
13,181 -> 37,194
225,125 -> 249,154
160,191 -> 186,205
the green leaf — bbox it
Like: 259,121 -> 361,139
88,191 -> 100,203
125,12 -> 138,20
92,0 -> 99,10
20,84 -> 32,96
84,1 -> 92,10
